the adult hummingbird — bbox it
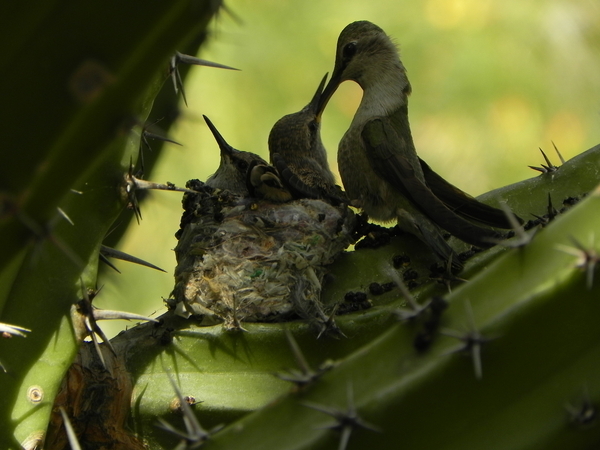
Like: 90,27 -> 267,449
319,21 -> 518,266
269,74 -> 347,205
203,115 -> 292,202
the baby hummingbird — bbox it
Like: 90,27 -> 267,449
319,21 -> 519,268
203,115 -> 291,202
269,74 -> 347,205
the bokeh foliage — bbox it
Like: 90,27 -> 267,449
99,0 -> 600,337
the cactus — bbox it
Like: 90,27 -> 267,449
0,1 -> 222,448
40,145 -> 600,448
1,2 -> 600,449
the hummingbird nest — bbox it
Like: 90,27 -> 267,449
172,180 -> 356,332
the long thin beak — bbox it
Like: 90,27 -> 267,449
307,73 -> 328,118
203,115 -> 236,157
316,70 -> 343,120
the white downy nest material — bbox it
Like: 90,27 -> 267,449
172,181 -> 356,331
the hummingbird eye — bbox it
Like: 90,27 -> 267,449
236,160 -> 249,172
342,42 -> 357,61
308,120 -> 318,132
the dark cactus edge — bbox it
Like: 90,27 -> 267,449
0,1 -> 221,448
1,2 -> 600,449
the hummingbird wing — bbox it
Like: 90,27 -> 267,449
419,158 -> 522,228
272,152 -> 348,205
362,117 -> 501,248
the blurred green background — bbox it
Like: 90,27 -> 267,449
99,0 -> 600,336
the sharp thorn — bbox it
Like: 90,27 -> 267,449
156,418 -> 190,440
98,252 -> 121,274
556,235 -> 598,290
440,301 -> 493,380
100,245 -> 166,272
220,3 -> 244,24
285,328 -> 310,375
130,176 -> 198,195
301,382 -> 380,450
93,323 -> 117,357
56,207 -> 74,226
92,309 -> 158,323
169,54 -> 178,94
539,148 -> 553,168
528,165 -> 547,173
552,141 -> 566,164
163,372 -> 211,442
48,234 -> 85,268
491,201 -> 533,248
142,130 -> 182,147
175,51 -> 240,71
176,66 -> 188,106
89,324 -> 107,369
0,322 -> 31,338
59,407 -> 82,450
385,265 -> 430,320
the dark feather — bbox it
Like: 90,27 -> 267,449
420,158 -> 523,228
363,116 -> 502,248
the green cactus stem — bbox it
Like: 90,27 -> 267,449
43,143 -> 600,449
0,1 -> 223,447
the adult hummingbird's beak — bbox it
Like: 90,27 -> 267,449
203,115 -> 239,158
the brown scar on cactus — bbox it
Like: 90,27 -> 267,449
169,394 -> 201,415
156,371 -> 223,447
67,59 -> 115,104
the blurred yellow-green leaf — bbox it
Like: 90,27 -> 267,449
98,0 -> 600,337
